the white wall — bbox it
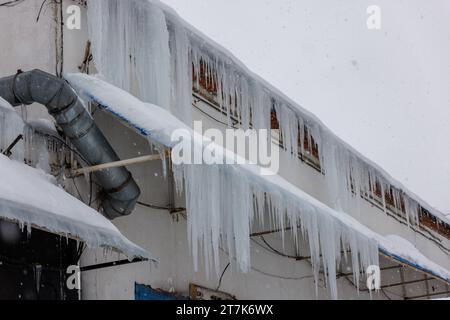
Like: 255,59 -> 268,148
0,0 -> 57,121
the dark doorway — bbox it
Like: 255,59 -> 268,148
0,219 -> 82,300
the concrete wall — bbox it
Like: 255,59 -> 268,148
0,0 -> 57,121
0,0 -> 448,300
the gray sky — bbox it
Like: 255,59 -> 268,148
161,0 -> 450,214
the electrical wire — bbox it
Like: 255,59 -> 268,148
0,0 -> 25,7
137,201 -> 170,211
216,262 -> 230,291
71,177 -> 86,204
380,288 -> 393,300
250,265 -> 315,281
137,201 -> 187,220
218,246 -> 316,283
33,129 -> 90,165
258,236 -> 308,260
31,129 -> 97,208
341,271 -> 403,300
36,0 -> 48,22
192,101 -> 239,129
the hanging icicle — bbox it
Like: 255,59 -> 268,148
88,0 -> 172,110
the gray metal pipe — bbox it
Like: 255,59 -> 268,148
0,69 -> 140,219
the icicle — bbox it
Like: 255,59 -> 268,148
168,20 -> 192,124
88,0 -> 172,110
273,101 -> 299,157
172,154 -> 379,299
0,99 -> 25,162
154,142 -> 168,179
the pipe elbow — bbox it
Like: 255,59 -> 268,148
0,69 -> 141,219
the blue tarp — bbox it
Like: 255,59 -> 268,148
135,283 -> 177,300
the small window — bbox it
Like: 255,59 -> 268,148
192,59 -> 219,106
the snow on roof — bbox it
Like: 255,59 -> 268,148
66,73 -> 450,296
0,98 -> 153,261
380,235 -> 450,283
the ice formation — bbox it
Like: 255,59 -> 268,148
67,73 -> 382,299
88,0 -> 191,124
0,98 -> 152,260
83,0 -> 448,297
86,0 -> 444,222
0,98 -> 50,172
0,97 -> 25,162
66,72 -> 450,285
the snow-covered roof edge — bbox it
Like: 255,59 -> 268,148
155,0 -> 449,225
0,196 -> 152,261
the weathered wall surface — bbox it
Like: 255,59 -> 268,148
0,0 -> 57,121
0,0 -> 55,74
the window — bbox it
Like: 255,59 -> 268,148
192,62 -> 322,170
366,177 -> 450,241
271,108 -> 321,171
192,60 -> 220,107
419,209 -> 450,239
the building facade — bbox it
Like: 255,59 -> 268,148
0,0 -> 449,300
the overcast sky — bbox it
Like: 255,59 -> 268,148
161,0 -> 450,214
